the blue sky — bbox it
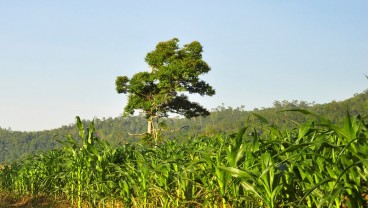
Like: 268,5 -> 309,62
0,1 -> 367,131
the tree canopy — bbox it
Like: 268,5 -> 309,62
115,38 -> 215,143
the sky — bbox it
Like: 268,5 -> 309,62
0,1 -> 367,131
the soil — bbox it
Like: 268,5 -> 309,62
0,192 -> 72,208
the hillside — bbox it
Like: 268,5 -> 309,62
0,90 -> 367,164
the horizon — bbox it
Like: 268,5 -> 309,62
1,91 -> 365,132
1,1 -> 367,131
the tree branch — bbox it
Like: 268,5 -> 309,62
128,132 -> 148,136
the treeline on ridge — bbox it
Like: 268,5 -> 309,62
0,90 -> 367,164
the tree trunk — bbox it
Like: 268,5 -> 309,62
147,116 -> 157,146
147,117 -> 153,135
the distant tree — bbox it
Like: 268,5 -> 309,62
115,38 -> 215,144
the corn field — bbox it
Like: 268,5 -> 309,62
1,111 -> 368,207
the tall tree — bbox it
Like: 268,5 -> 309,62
116,38 -> 215,144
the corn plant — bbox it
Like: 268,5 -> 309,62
1,111 -> 367,207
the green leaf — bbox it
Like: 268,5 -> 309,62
282,108 -> 331,124
218,166 -> 256,181
298,120 -> 314,140
297,177 -> 335,206
240,181 -> 265,202
234,127 -> 247,148
76,116 -> 84,139
252,113 -> 269,124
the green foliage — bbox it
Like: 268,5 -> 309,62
0,91 -> 367,164
1,111 -> 368,207
115,38 -> 215,143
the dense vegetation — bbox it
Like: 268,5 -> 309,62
1,107 -> 368,207
0,90 -> 367,164
115,38 -> 215,144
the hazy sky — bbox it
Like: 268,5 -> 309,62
0,1 -> 367,131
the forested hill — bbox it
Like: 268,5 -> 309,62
1,90 -> 367,163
